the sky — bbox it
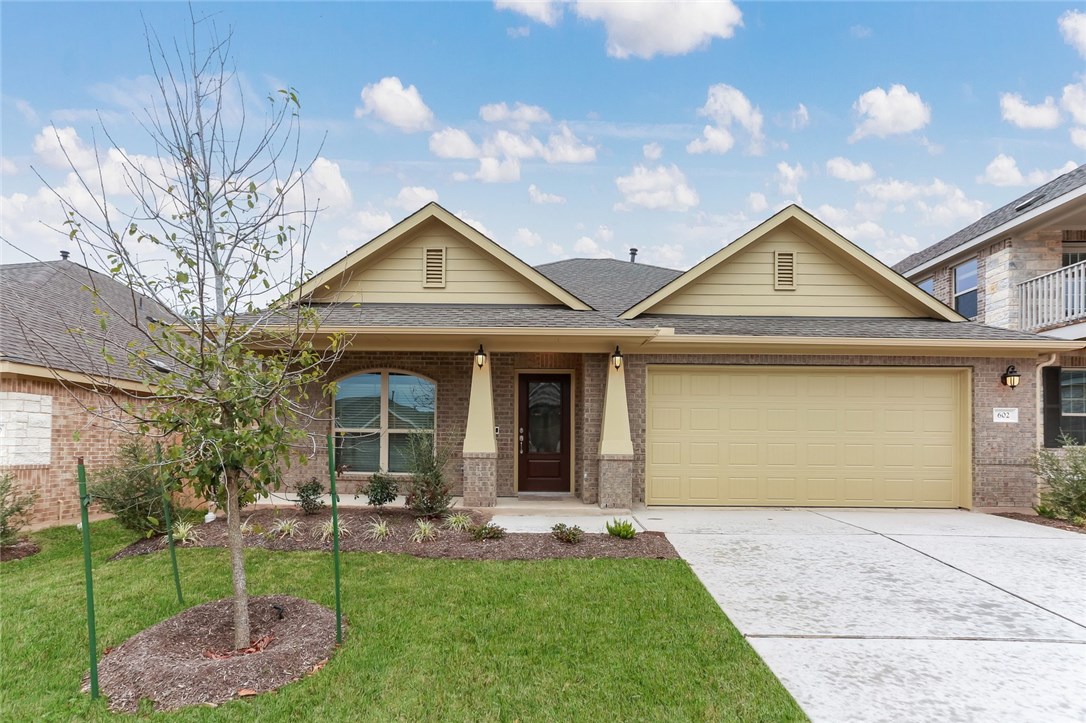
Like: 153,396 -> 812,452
2,1 -> 1085,275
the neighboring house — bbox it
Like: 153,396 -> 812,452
893,163 -> 1086,446
270,202 -> 1079,511
0,255 -> 167,526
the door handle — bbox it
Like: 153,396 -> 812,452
519,427 -> 524,454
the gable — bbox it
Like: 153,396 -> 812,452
623,206 -> 962,321
301,204 -> 590,309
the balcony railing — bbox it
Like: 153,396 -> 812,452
1019,259 -> 1086,331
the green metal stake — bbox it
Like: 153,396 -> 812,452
326,435 -> 343,644
77,457 -> 99,700
157,443 -> 183,606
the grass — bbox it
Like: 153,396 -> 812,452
0,520 -> 804,722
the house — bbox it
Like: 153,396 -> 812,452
0,255 -> 167,526
274,202 -> 1080,511
893,163 -> 1086,446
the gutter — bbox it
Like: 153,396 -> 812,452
1037,353 -> 1059,450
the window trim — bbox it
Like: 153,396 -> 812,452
952,258 -> 978,318
332,369 -> 437,474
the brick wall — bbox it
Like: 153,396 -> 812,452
623,354 -> 1038,508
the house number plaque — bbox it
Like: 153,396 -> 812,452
993,408 -> 1018,423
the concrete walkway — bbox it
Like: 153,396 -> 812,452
636,508 -> 1086,723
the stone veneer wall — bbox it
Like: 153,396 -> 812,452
623,354 -> 1039,509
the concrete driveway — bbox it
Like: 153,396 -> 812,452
635,508 -> 1086,723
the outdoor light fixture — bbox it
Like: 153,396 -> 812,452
1001,365 -> 1021,389
474,345 -> 487,368
611,345 -> 623,370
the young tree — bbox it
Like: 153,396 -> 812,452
38,17 -> 345,649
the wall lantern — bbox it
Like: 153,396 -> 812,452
474,345 -> 487,368
1001,365 -> 1021,389
611,345 -> 624,370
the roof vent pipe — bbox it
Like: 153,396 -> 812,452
629,248 -> 638,263
60,250 -> 70,260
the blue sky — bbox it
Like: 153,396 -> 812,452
2,2 -> 1085,273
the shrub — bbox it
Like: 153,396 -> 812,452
1034,436 -> 1086,522
443,512 -> 473,531
360,471 -> 398,511
271,517 -> 304,539
312,518 -> 351,543
606,518 -> 637,539
89,440 -> 175,538
295,478 -> 325,515
0,474 -> 37,547
469,522 -> 505,541
172,520 -> 201,545
411,518 -> 438,543
551,523 -> 583,544
240,516 -> 265,536
404,432 -> 454,517
366,517 -> 393,541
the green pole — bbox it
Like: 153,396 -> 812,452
157,444 -> 184,606
326,435 -> 343,644
77,457 -> 99,700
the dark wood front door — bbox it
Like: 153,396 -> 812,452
518,374 -> 571,493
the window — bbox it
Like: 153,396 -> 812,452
334,371 -> 435,473
917,277 -> 935,296
953,259 -> 978,319
1043,368 -> 1086,446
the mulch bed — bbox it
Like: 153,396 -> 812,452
993,512 -> 1085,535
91,595 -> 338,712
110,507 -> 678,561
0,538 -> 41,562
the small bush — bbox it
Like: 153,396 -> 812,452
411,518 -> 438,543
360,471 -> 398,511
469,522 -> 505,541
171,520 -> 201,545
366,517 -> 393,541
271,517 -> 304,539
404,432 -> 454,517
551,523 -> 583,544
240,516 -> 265,536
295,478 -> 325,515
312,518 -> 351,543
606,518 -> 637,539
89,440 -> 175,538
443,512 -> 473,531
1034,436 -> 1086,522
0,474 -> 37,547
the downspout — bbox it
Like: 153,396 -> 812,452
1036,353 -> 1058,449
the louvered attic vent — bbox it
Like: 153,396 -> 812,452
423,247 -> 446,288
773,250 -> 796,290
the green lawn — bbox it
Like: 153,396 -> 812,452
0,521 -> 804,721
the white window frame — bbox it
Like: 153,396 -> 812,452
333,370 -> 436,473
917,276 -> 935,296
952,258 -> 978,318
1060,368 -> 1086,418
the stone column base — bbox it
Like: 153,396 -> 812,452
462,452 -> 498,507
598,454 -> 634,509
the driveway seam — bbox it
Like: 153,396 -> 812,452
744,633 -> 1086,643
809,510 -> 1086,634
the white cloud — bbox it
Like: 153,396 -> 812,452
596,225 -> 614,242
977,154 -> 1077,187
512,227 -> 542,247
528,184 -> 566,204
838,220 -> 919,264
289,157 -> 353,213
826,156 -> 875,182
813,203 -> 850,226
862,177 -> 986,226
573,235 -> 615,259
639,243 -> 685,269
1061,79 -> 1086,126
355,76 -> 434,132
541,124 -> 596,163
475,157 -> 522,183
999,93 -> 1061,130
507,25 -> 531,38
776,161 -> 807,197
495,0 -> 563,27
13,98 -> 38,124
33,126 -> 97,169
479,101 -> 551,128
1060,10 -> 1086,58
790,103 -> 810,130
454,211 -> 493,238
849,84 -> 931,141
429,128 -> 482,159
546,242 -> 567,259
643,142 -> 663,160
1,157 -> 17,175
687,84 -> 764,155
850,24 -> 873,39
338,210 -> 394,242
573,1 -> 743,59
614,163 -> 699,212
393,185 -> 439,210
747,192 -> 768,213
1072,127 -> 1086,151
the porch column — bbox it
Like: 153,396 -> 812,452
598,358 -> 634,509
462,356 -> 498,507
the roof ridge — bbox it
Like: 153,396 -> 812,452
533,257 -> 682,273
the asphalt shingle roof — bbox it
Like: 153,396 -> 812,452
279,303 -> 633,328
0,259 -> 173,382
893,163 -> 1086,274
533,257 -> 681,314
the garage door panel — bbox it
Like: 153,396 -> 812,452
646,367 -> 967,508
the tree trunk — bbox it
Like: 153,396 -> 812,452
224,471 -> 250,649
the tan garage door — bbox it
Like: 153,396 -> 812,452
646,366 -> 971,508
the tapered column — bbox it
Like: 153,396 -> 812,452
598,359 -> 634,508
462,357 -> 497,506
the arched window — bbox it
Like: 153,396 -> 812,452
334,371 -> 436,473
